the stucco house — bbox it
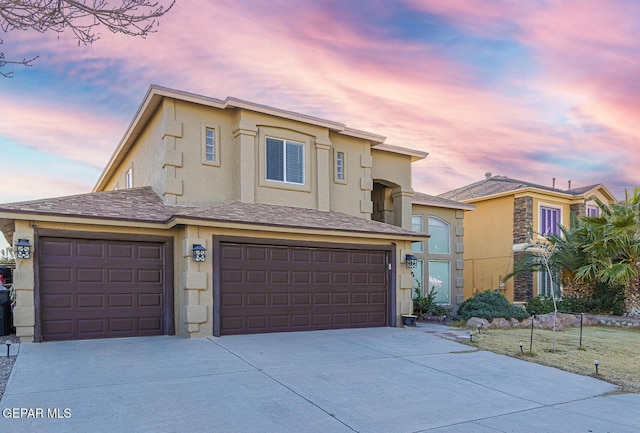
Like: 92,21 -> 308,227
439,173 -> 616,303
410,193 -> 474,312
0,85 -> 451,342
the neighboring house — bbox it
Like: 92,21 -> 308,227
439,173 -> 617,303
411,193 -> 474,313
0,85 -> 433,342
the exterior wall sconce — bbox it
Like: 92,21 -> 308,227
192,244 -> 207,262
405,254 -> 418,269
15,238 -> 32,259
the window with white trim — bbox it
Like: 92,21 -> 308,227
125,167 -> 133,189
266,137 -> 304,184
538,270 -> 561,298
587,205 -> 600,217
336,151 -> 345,181
411,215 -> 424,253
205,127 -> 215,162
428,217 -> 450,254
429,260 -> 451,304
540,206 -> 561,236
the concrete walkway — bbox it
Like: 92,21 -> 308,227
1,325 -> 638,433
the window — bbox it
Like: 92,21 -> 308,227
202,124 -> 220,166
428,217 -> 450,254
205,127 -> 215,162
428,261 -> 451,304
538,270 -> 561,298
125,167 -> 133,189
587,205 -> 600,217
411,215 -> 424,253
336,151 -> 345,181
266,137 -> 304,184
540,206 -> 561,236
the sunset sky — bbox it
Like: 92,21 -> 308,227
1,0 -> 638,210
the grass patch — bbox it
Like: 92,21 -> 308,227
464,325 -> 640,393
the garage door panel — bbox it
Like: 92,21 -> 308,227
108,244 -> 134,259
137,245 -> 162,260
246,293 -> 267,306
43,294 -> 73,308
108,269 -> 135,283
77,293 -> 104,308
221,293 -> 243,307
270,271 -> 289,283
76,242 -> 105,258
138,293 -> 162,307
138,269 -> 163,284
39,237 -> 167,341
220,243 -> 388,335
76,268 -> 104,283
43,267 -> 73,282
77,319 -> 105,334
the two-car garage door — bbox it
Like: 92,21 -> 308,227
218,242 -> 390,335
37,236 -> 390,340
39,237 -> 169,341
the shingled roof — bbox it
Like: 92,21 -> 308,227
0,187 -> 421,237
412,192 -> 475,211
439,175 -> 605,202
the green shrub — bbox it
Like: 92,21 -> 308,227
413,286 -> 448,317
525,295 -> 555,315
457,290 -> 529,321
557,296 -> 586,314
525,295 -> 586,315
586,282 -> 626,316
524,282 -> 625,317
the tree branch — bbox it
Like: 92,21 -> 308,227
0,0 -> 174,76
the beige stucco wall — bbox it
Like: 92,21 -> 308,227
462,195 -> 515,301
10,218 -> 416,341
96,98 -> 418,222
101,107 -> 165,192
411,205 -> 467,311
371,150 -> 414,230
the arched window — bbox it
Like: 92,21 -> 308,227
428,217 -> 450,254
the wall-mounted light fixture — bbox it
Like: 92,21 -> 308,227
192,244 -> 207,262
15,238 -> 32,259
405,254 -> 418,269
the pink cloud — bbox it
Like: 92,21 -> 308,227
3,0 -> 638,200
0,94 -> 120,167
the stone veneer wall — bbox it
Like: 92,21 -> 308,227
513,196 -> 533,302
570,202 -> 586,218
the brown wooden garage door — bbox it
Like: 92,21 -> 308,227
39,237 -> 168,341
218,242 -> 389,335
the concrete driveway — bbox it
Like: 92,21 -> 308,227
1,325 -> 639,433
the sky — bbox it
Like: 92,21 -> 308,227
1,0 -> 639,211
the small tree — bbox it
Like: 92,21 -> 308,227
1,0 -> 174,77
0,247 -> 15,265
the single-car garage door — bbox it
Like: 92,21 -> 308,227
218,242 -> 389,335
39,237 -> 169,341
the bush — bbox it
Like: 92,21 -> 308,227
525,295 -> 586,315
524,282 -> 625,317
413,287 -> 448,318
587,282 -> 625,316
457,290 -> 529,321
525,295 -> 555,315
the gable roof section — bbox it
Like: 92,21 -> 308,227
439,175 -> 615,202
412,192 -> 475,211
0,187 -> 422,238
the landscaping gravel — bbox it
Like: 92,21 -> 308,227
0,335 -> 19,402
